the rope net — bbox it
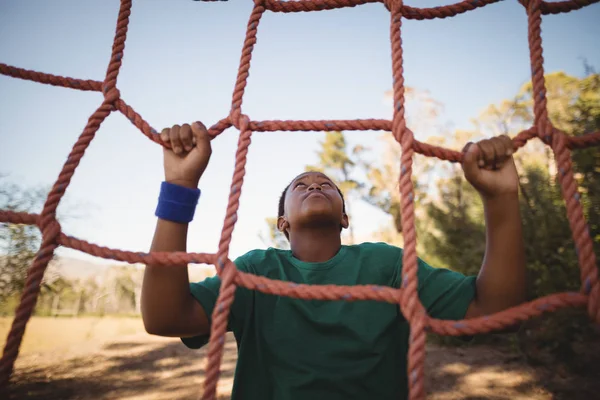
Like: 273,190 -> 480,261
1,0 -> 599,399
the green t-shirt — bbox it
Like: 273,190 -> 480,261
182,242 -> 476,400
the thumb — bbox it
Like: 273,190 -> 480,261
191,121 -> 210,145
461,142 -> 481,181
187,121 -> 212,174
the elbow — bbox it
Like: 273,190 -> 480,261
466,298 -> 525,334
142,317 -> 167,336
143,319 -> 183,337
141,307 -> 173,337
141,308 -> 203,338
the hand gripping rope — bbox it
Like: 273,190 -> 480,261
1,1 -> 599,399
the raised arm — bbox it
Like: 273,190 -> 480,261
141,122 -> 213,337
461,136 -> 527,319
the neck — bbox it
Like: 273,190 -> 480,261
289,226 -> 342,263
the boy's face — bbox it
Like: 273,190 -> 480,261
278,171 -> 348,236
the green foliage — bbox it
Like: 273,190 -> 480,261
0,177 -> 50,304
424,70 -> 600,371
363,156 -> 404,234
421,169 -> 485,275
362,88 -> 447,238
424,70 -> 599,285
361,135 -> 436,250
0,176 -> 94,316
305,131 -> 363,197
567,72 -> 600,256
519,166 -> 581,297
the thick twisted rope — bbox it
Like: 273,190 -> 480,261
1,0 -> 599,399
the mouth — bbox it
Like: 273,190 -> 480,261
305,191 -> 327,200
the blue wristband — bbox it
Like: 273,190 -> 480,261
155,181 -> 201,223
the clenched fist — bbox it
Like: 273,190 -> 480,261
461,135 -> 519,199
160,122 -> 212,189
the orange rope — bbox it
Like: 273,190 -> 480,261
0,0 -> 599,399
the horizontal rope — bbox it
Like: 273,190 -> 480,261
0,63 -> 102,91
1,0 -> 599,398
0,211 -> 588,328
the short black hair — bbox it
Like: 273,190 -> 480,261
277,177 -> 346,239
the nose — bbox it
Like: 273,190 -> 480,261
308,183 -> 322,191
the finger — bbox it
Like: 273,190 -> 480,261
191,121 -> 209,144
462,141 -> 481,179
489,137 -> 509,169
499,135 -> 514,157
179,123 -> 193,152
170,125 -> 183,154
476,139 -> 496,170
160,128 -> 170,145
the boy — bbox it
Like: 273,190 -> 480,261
141,121 -> 526,400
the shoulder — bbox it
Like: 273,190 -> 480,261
233,247 -> 289,274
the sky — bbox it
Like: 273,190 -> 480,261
1,0 -> 599,267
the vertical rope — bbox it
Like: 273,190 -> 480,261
230,3 -> 265,125
551,131 -> 599,323
201,6 -> 265,395
0,1 -> 599,399
0,101 -> 113,386
103,0 -> 132,95
202,115 -> 253,400
389,1 -> 427,399
201,262 -> 238,400
527,0 -> 598,324
0,0 -> 132,387
527,0 -> 551,143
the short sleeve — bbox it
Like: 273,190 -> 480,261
180,257 -> 251,349
416,258 -> 477,320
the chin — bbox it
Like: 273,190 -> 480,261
302,203 -> 332,216
298,206 -> 337,225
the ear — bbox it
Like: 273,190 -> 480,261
277,216 -> 289,233
341,213 -> 349,229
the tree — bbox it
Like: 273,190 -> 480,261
422,70 -> 600,370
362,87 -> 452,251
475,71 -> 600,277
306,131 -> 364,244
112,266 -> 140,313
0,177 -> 51,304
422,169 -> 486,274
426,71 -> 599,276
362,133 -> 432,236
0,175 -> 81,312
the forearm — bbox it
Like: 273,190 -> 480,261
474,193 -> 527,314
141,219 -> 198,336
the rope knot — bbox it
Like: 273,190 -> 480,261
41,218 -> 62,245
230,109 -> 250,132
215,256 -> 239,281
239,114 -> 250,132
230,108 -> 241,130
103,87 -> 121,107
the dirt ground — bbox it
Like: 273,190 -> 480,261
2,318 -> 599,400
